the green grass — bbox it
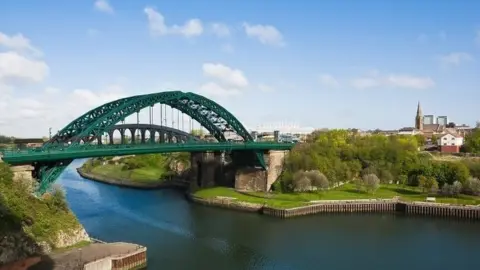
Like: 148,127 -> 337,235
193,183 -> 480,209
51,240 -> 91,254
90,164 -> 167,183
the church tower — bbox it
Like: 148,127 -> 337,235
415,101 -> 423,130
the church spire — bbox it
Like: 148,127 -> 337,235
415,101 -> 423,130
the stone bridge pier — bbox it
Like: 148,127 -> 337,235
234,150 -> 287,192
189,150 -> 288,192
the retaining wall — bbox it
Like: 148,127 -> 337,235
186,194 -> 263,213
82,247 -> 147,270
263,200 -> 398,218
189,194 -> 480,221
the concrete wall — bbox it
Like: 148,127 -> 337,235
83,258 -> 112,270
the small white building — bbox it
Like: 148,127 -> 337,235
437,133 -> 463,153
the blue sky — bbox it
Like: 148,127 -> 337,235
0,0 -> 479,137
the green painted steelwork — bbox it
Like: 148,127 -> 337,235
2,142 -> 294,165
2,90 -> 295,194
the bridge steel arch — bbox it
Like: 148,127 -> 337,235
33,91 -> 264,194
104,124 -> 201,144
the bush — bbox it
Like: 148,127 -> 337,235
292,171 -> 311,192
464,177 -> 480,195
306,170 -> 329,191
362,174 -> 380,194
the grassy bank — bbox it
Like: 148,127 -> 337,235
0,163 -> 83,247
89,164 -> 168,183
81,153 -> 189,183
194,183 -> 480,209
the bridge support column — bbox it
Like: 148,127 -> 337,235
189,152 -> 202,190
10,165 -> 36,192
234,150 -> 287,192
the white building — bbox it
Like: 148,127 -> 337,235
437,133 -> 463,146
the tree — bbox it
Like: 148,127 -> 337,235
379,170 -> 393,184
292,171 -> 311,192
464,129 -> 480,154
414,134 -> 426,146
446,122 -> 456,128
306,170 -> 329,191
354,177 -> 363,192
418,175 -> 438,193
464,177 -> 480,195
451,181 -> 463,196
362,174 -> 380,194
397,174 -> 408,186
190,129 -> 205,137
441,184 -> 453,196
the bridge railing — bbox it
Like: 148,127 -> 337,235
0,141 -> 297,157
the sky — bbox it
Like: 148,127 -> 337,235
0,0 -> 479,137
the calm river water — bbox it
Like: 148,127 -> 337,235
58,160 -> 479,270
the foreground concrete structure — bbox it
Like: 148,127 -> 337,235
189,150 -> 288,192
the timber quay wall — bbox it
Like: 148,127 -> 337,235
189,195 -> 480,221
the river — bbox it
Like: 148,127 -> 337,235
58,160 -> 479,269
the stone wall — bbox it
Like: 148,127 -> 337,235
234,150 -> 288,192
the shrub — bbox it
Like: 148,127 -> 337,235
306,170 -> 329,191
451,181 -> 463,196
292,171 -> 311,192
464,177 -> 480,195
362,174 -> 380,194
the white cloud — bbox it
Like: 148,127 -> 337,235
44,87 -> 60,94
243,23 -> 284,46
211,23 -> 230,37
199,63 -> 249,98
351,72 -> 435,90
0,32 -> 42,57
144,7 -> 203,38
202,63 -> 248,88
257,83 -> 274,92
438,52 -> 474,67
318,74 -> 340,88
94,0 -> 114,14
0,51 -> 49,83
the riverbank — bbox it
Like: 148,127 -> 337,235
190,186 -> 480,220
77,168 -> 188,189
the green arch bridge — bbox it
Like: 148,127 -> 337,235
1,91 -> 295,194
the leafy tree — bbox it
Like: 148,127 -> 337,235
419,175 -> 438,193
441,184 -> 452,196
354,177 -> 363,192
379,170 -> 393,184
414,134 -> 426,146
362,174 -> 380,194
292,171 -> 311,192
447,122 -> 456,128
464,177 -> 480,195
464,129 -> 480,154
397,174 -> 408,186
190,129 -> 205,137
306,170 -> 329,191
452,181 -> 463,196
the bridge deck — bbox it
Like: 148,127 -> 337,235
1,142 -> 294,164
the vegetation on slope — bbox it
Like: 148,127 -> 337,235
0,162 -> 81,247
81,153 -> 191,183
196,130 -> 480,207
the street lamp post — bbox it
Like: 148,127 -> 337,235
49,127 -> 52,140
